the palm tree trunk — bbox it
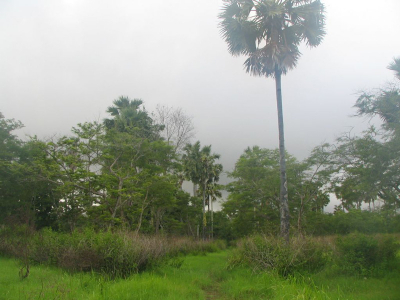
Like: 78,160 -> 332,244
202,184 -> 206,240
275,69 -> 290,242
211,196 -> 214,240
193,183 -> 197,198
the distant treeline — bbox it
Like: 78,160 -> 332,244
1,59 -> 400,238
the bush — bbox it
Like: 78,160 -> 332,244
0,226 -> 227,278
229,235 -> 330,276
335,232 -> 400,276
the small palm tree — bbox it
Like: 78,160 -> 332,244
219,0 -> 325,241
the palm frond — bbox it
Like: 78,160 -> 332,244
106,106 -> 120,116
219,0 -> 325,76
388,57 -> 400,81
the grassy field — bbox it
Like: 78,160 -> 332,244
1,251 -> 400,300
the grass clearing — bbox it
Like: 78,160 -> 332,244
1,250 -> 400,299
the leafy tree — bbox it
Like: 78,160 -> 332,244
223,146 -> 328,238
104,96 -> 163,140
219,0 -> 326,241
326,58 -> 400,214
21,97 -> 182,232
99,97 -> 177,230
0,113 -> 24,221
0,115 -> 62,228
1,98 -> 215,236
25,123 -> 105,231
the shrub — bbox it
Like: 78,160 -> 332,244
0,226 -> 227,278
335,232 -> 400,276
229,235 -> 330,276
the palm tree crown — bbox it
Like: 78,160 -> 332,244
104,96 -> 163,139
219,0 -> 325,77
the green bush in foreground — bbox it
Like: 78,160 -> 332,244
230,233 -> 399,278
228,235 -> 330,276
335,233 -> 399,276
0,226 -> 226,278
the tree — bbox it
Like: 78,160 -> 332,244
0,113 -> 25,222
182,141 -> 202,197
219,0 -> 326,241
104,96 -> 162,140
23,97 -> 183,232
0,100 -> 205,234
154,105 -> 196,189
154,105 -> 195,154
27,123 -> 105,231
0,114 -> 63,228
223,146 -> 329,238
101,97 -> 177,229
327,58 -> 400,213
183,142 -> 222,239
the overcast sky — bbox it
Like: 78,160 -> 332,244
1,0 -> 400,209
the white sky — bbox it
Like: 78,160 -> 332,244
1,0 -> 400,210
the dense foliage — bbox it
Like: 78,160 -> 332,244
0,97 -> 223,238
0,225 -> 226,278
1,59 -> 400,242
230,233 -> 399,277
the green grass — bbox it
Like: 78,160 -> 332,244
0,257 -> 101,299
1,251 -> 400,299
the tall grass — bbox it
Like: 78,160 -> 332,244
228,235 -> 331,276
2,251 -> 399,300
229,233 -> 400,277
0,226 -> 226,278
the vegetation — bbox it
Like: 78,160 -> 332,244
0,96 -> 222,237
1,249 -> 400,299
1,1 -> 400,296
229,233 -> 399,277
0,226 -> 226,279
219,0 -> 326,241
2,59 -> 399,240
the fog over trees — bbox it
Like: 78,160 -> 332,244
1,2 -> 400,299
1,59 -> 400,238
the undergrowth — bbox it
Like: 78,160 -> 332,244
228,233 -> 399,278
0,225 -> 226,278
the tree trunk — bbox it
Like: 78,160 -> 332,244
211,196 -> 214,240
275,69 -> 290,242
193,183 -> 197,197
297,195 -> 304,234
202,184 -> 206,240
135,188 -> 149,235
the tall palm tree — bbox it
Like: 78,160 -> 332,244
205,166 -> 223,239
182,141 -> 202,197
183,142 -> 222,239
219,0 -> 325,241
198,146 -> 222,240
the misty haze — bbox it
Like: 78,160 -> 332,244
1,0 -> 399,299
